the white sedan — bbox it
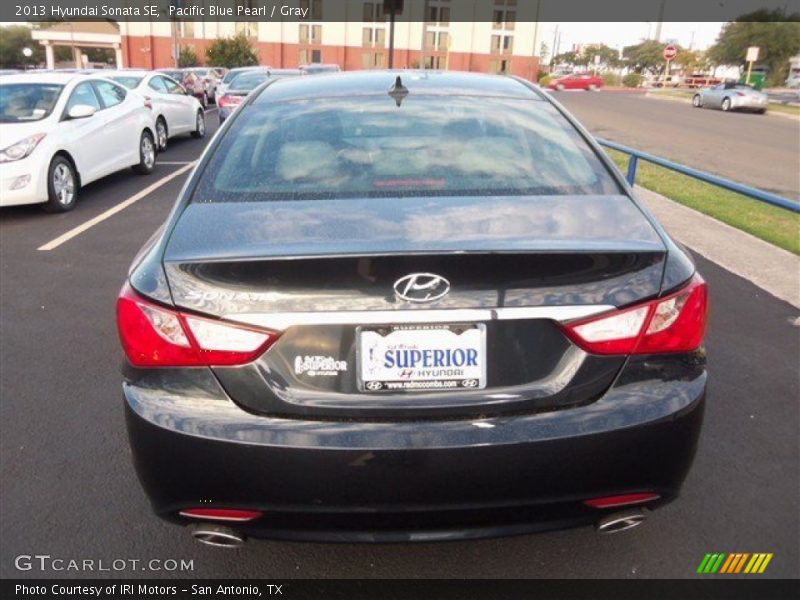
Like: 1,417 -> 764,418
0,73 -> 157,212
104,70 -> 205,152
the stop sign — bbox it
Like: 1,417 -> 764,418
663,44 -> 678,61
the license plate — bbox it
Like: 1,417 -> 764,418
357,323 -> 486,392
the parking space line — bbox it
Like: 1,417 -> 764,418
37,162 -> 195,252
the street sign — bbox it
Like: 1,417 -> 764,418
663,44 -> 678,61
745,47 -> 760,85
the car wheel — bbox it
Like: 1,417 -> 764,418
756,108 -> 766,114
692,94 -> 702,108
721,97 -> 731,112
191,110 -> 206,138
132,130 -> 156,175
44,156 -> 78,213
587,84 -> 597,91
155,117 -> 168,152
555,84 -> 565,91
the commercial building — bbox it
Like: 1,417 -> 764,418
119,0 -> 542,79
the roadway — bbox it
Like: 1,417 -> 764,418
555,90 -> 800,200
0,105 -> 798,579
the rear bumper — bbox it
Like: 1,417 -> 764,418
124,356 -> 706,542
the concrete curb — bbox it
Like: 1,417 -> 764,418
635,186 -> 800,309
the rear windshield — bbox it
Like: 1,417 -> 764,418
109,76 -> 143,89
230,74 -> 269,90
222,70 -> 246,84
0,83 -> 64,122
193,95 -> 620,202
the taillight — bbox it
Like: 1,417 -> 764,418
217,94 -> 242,108
116,283 -> 278,367
735,91 -> 745,96
142,95 -> 153,110
562,274 -> 707,355
179,508 -> 262,522
584,492 -> 660,508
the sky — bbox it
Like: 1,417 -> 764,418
539,22 -> 725,56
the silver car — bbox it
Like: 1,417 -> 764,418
692,82 -> 769,114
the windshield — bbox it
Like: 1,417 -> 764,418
0,83 -> 64,123
191,69 -> 209,76
193,95 -> 621,202
109,76 -> 143,89
160,71 -> 182,80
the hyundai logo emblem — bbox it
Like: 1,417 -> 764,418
393,273 -> 450,303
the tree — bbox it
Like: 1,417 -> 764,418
178,47 -> 199,68
554,44 -> 621,71
205,35 -> 259,69
707,9 -> 800,86
582,44 -> 622,69
623,40 -> 674,76
0,25 -> 43,68
552,50 -> 579,67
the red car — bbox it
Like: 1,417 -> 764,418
547,73 -> 604,91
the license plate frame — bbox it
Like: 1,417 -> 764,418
356,322 -> 487,393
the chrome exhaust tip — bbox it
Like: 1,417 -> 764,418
595,509 -> 646,534
189,523 -> 246,548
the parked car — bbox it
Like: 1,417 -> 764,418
217,69 -> 303,123
157,69 -> 210,108
547,73 -> 604,91
216,66 -> 268,98
785,74 -> 800,89
0,73 -> 156,212
650,75 -> 682,88
104,70 -> 205,151
692,81 -> 769,113
300,63 -> 342,75
683,74 -> 722,88
183,67 -> 226,102
118,71 -> 708,546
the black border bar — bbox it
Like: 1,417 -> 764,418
3,0 -> 798,23
3,579 -> 800,600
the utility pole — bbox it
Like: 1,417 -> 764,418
550,24 -> 559,67
388,2 -> 396,68
654,0 -> 665,42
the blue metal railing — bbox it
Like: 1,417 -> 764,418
597,138 -> 800,214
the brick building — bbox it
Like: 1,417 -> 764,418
120,0 -> 542,80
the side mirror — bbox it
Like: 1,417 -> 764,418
67,104 -> 96,119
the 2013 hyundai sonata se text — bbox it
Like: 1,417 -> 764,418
117,71 -> 707,546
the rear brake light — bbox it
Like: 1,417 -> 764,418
584,492 -> 660,508
116,283 -> 278,367
735,91 -> 745,96
179,508 -> 263,522
562,274 -> 707,355
217,94 -> 242,108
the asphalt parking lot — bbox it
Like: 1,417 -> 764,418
1,104 -> 798,579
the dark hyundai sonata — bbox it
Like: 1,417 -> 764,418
117,71 -> 707,546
